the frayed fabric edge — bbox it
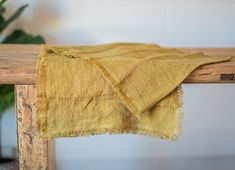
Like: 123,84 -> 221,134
39,127 -> 181,141
36,45 -> 49,135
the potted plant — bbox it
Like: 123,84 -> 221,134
0,0 -> 45,169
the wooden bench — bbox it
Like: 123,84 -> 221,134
0,45 -> 235,170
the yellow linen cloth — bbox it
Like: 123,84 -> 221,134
36,43 -> 231,139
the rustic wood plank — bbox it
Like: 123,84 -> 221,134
0,45 -> 39,84
15,85 -> 55,170
179,48 -> 235,83
0,45 -> 235,84
48,140 -> 56,170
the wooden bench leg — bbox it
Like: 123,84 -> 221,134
15,85 -> 55,170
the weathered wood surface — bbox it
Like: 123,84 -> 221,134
0,45 -> 235,84
1,45 -> 40,84
180,48 -> 235,83
15,85 -> 55,170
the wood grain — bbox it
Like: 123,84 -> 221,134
0,45 -> 235,84
180,48 -> 235,83
0,45 -> 39,84
15,85 -> 55,170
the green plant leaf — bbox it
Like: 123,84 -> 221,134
2,29 -> 45,44
0,5 -> 5,15
0,84 -> 14,115
0,0 -> 7,6
0,4 -> 28,33
0,1 -> 45,116
0,15 -> 4,23
0,2 -> 6,20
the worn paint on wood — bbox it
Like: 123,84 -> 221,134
15,85 -> 55,170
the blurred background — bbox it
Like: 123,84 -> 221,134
1,0 -> 235,170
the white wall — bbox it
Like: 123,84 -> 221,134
2,0 -> 235,169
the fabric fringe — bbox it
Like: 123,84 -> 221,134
36,45 -> 48,136
40,127 -> 179,141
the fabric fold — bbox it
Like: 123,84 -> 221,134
36,42 -> 231,140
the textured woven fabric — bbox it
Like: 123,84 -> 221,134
36,42 -> 231,139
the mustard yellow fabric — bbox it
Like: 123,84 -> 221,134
36,42 -> 231,139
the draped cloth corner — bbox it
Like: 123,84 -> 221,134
36,43 -> 231,140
